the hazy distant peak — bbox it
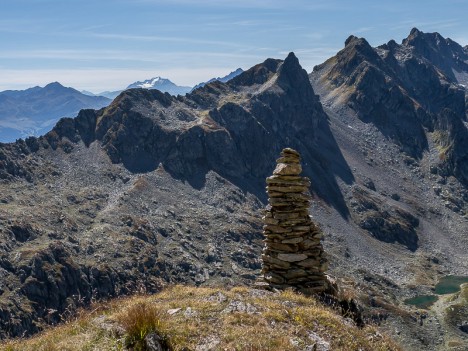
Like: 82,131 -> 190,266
127,76 -> 167,89
190,68 -> 244,92
125,76 -> 192,96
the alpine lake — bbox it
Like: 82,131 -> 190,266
404,275 -> 468,309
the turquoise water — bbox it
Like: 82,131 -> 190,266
434,276 -> 468,295
404,275 -> 468,309
404,295 -> 438,309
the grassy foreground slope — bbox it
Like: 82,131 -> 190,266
0,285 -> 400,351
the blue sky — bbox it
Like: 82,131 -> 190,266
0,0 -> 466,92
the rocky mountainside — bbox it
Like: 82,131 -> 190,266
312,28 -> 468,186
0,29 -> 467,350
309,28 -> 468,349
190,68 -> 244,92
0,52 -> 353,339
0,83 -> 111,143
99,77 -> 192,100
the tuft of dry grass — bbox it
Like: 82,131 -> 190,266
0,285 -> 401,351
116,301 -> 167,350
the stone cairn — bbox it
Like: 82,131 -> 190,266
261,148 -> 329,294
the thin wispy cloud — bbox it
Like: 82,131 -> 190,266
352,27 -> 374,34
391,19 -> 460,31
0,49 -> 267,68
130,0 -> 303,10
280,47 -> 341,70
92,33 -> 250,49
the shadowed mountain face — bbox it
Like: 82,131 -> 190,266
312,28 -> 468,186
0,53 -> 352,338
0,83 -> 111,142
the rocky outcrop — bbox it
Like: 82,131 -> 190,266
262,148 -> 328,293
0,240 -> 163,339
350,186 -> 419,251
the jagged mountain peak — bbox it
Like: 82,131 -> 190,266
402,28 -> 467,59
276,52 -> 319,98
404,27 -> 443,45
344,34 -> 359,46
400,28 -> 468,83
312,35 -> 383,89
279,51 -> 301,72
342,35 -> 380,61
407,27 -> 422,39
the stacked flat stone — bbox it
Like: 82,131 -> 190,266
261,148 -> 328,294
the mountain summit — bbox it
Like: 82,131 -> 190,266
98,77 -> 192,100
312,28 -> 468,185
126,77 -> 191,95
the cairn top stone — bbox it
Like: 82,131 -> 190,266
281,148 -> 300,157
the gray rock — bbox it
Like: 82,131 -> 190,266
277,253 -> 308,262
145,332 -> 164,351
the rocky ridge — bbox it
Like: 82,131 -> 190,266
312,28 -> 468,186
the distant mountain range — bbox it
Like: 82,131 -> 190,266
93,70 -> 244,99
0,82 -> 111,143
0,70 -> 244,142
95,77 -> 192,100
